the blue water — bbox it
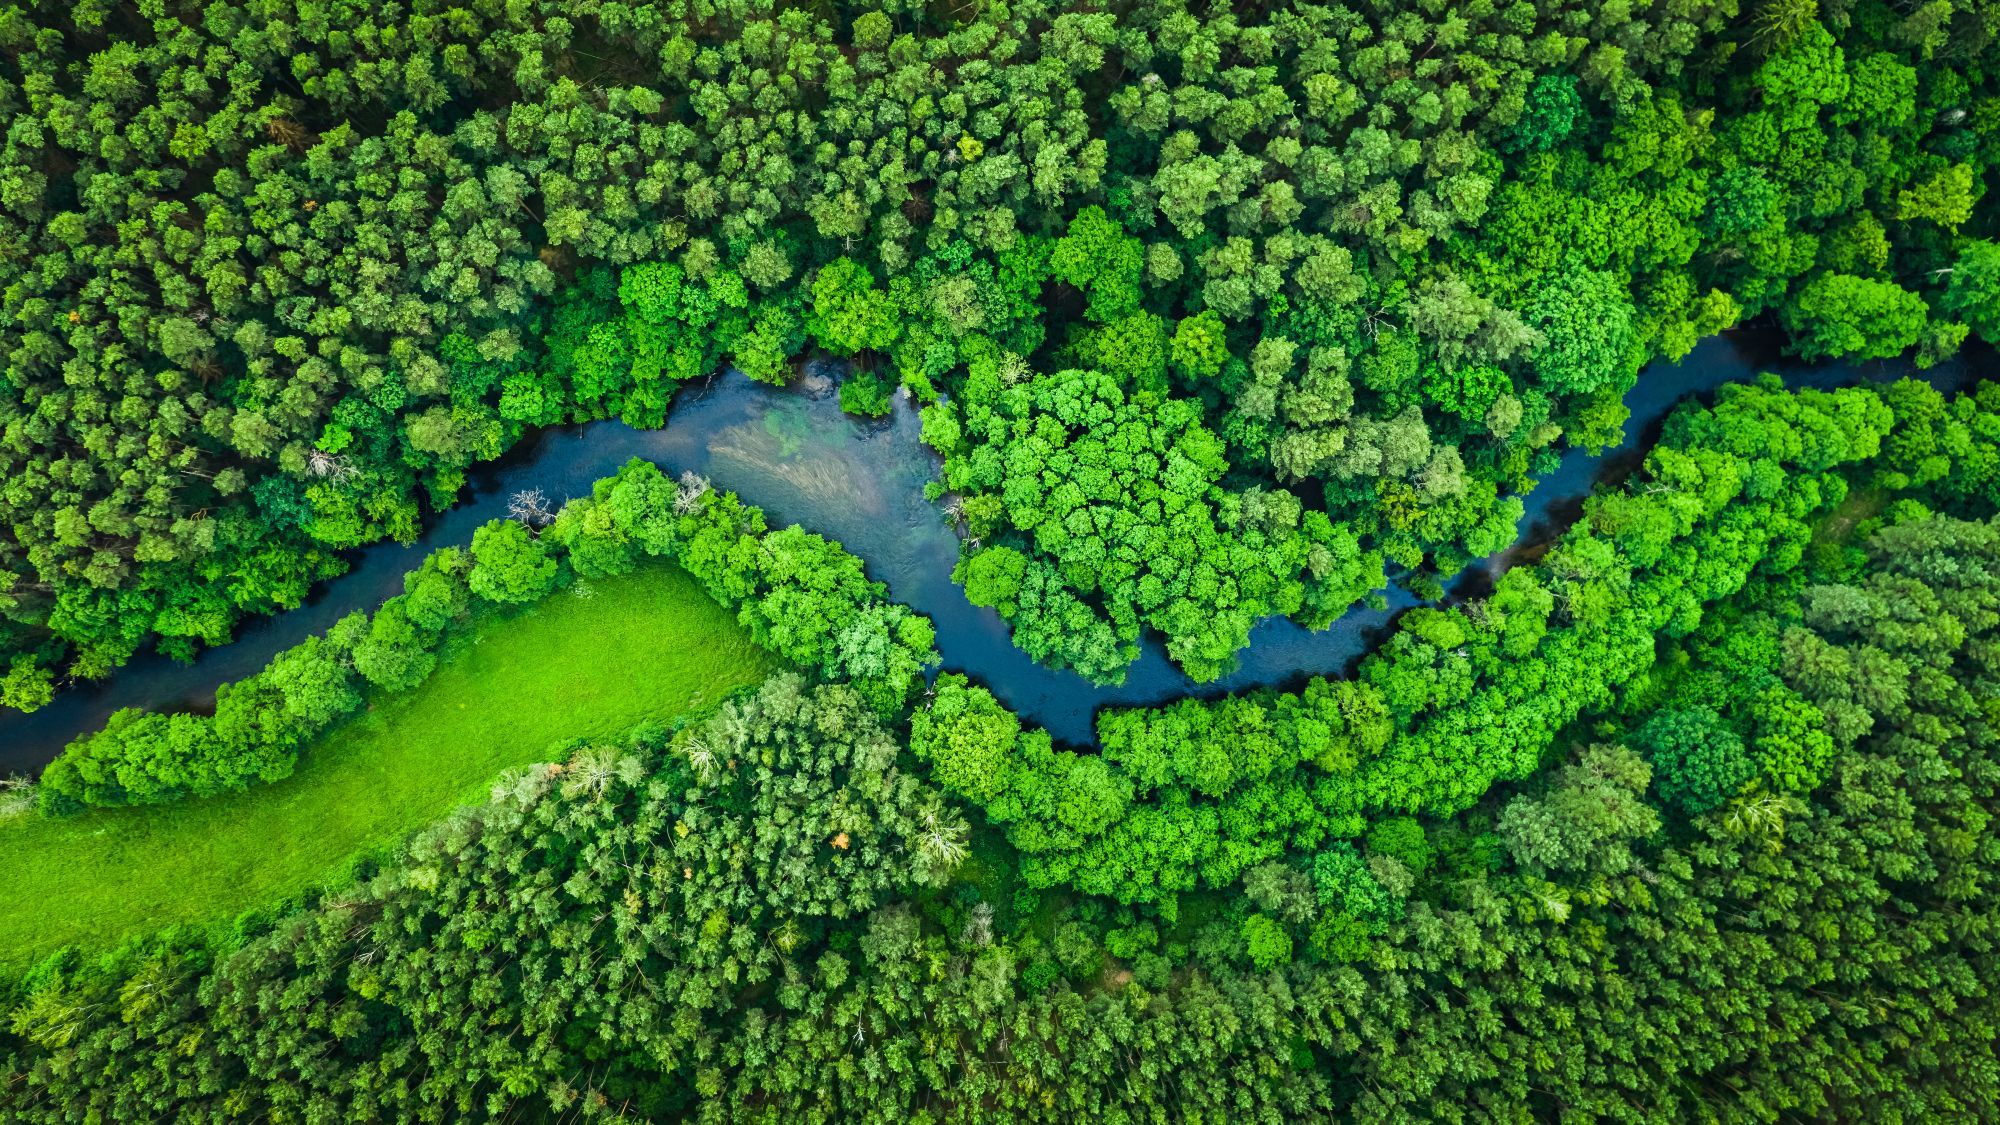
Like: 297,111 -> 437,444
0,329 -> 1984,767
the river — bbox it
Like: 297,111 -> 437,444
0,329 -> 1987,767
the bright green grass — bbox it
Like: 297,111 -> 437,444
0,561 -> 778,971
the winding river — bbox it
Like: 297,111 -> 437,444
0,329 -> 1987,768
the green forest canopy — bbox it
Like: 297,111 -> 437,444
4,0 -> 2000,1121
0,0 -> 1995,700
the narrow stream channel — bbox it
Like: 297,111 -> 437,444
0,328 -> 1986,768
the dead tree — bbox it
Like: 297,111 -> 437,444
508,487 -> 556,528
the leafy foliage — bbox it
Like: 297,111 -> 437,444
5,0 -> 1993,701
939,365 -> 1381,681
4,2 -> 2000,1115
37,459 -> 936,812
1631,706 -> 1757,813
12,501 -> 2000,1119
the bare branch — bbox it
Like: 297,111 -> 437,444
508,488 -> 556,528
674,472 -> 712,516
307,449 -> 356,482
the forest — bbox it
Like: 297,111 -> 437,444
2,0 -> 1999,1120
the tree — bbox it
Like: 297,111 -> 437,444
1508,74 -> 1584,152
838,371 -> 895,416
938,365 -> 1380,683
1702,166 -> 1781,237
954,546 -> 1029,616
1170,311 -> 1230,381
1310,843 -> 1401,927
1631,707 -> 1756,814
468,520 -> 559,605
1365,817 -> 1433,876
1497,743 -> 1661,874
0,658 -> 54,712
545,498 -> 638,579
1781,273 -> 1927,360
350,599 -> 438,691
1422,363 -> 1512,421
1520,268 -> 1638,396
808,259 -> 899,355
1941,240 -> 2000,344
262,637 -> 359,728
1050,207 -> 1143,322
1895,164 -> 1979,231
1240,914 -> 1293,970
911,675 -> 1022,806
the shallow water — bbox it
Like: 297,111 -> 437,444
1,329 -> 1986,767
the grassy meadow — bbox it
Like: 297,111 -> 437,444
0,562 -> 777,969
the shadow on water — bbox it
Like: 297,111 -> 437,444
1,329 -> 1988,766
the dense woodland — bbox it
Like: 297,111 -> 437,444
1,0 -> 1996,698
6,378 -> 2000,1119
5,0 -> 2000,1121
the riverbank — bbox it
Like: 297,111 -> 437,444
3,332 -> 1991,765
0,561 -> 777,971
